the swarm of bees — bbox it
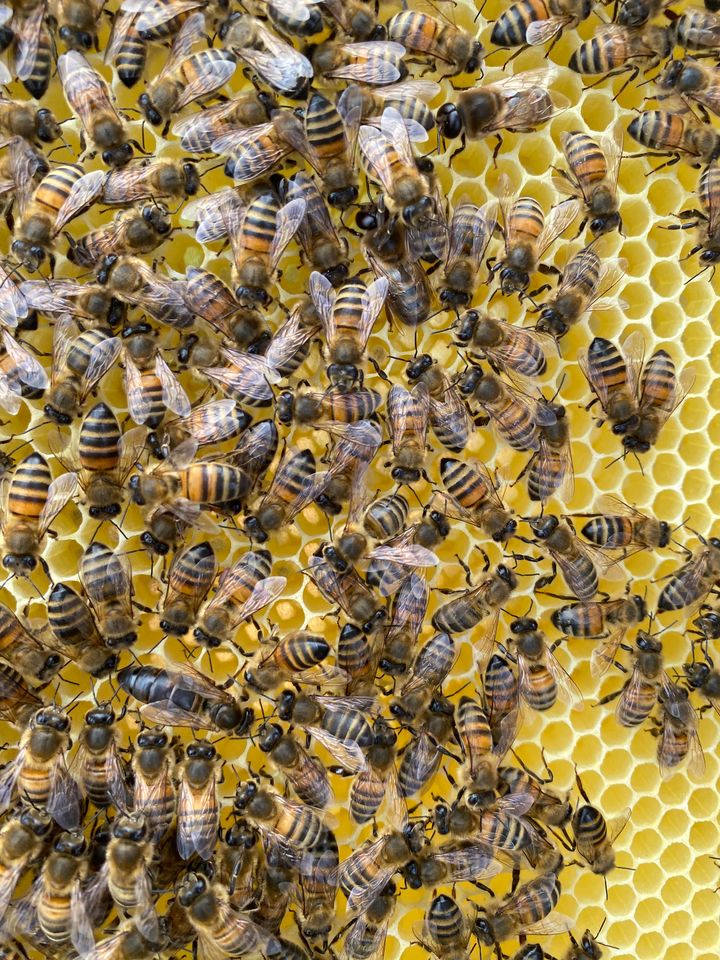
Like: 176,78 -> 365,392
0,0 -> 715,957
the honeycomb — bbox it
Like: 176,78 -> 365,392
0,0 -> 718,958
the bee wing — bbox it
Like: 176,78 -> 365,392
387,381 -> 430,452
234,575 -> 287,621
58,51 -> 122,129
341,841 -> 397,913
640,356 -> 695,426
70,879 -> 96,960
82,336 -> 122,398
522,914 -> 575,936
47,761 -> 82,829
124,356 -> 152,424
358,124 -> 408,197
184,188 -> 245,242
269,197 -> 306,272
359,276 -> 388,345
37,470 -> 79,538
122,0 -> 201,28
431,843 -> 503,882
155,353 -> 191,418
607,807 -> 632,844
447,200 -> 497,267
2,330 -> 49,392
0,859 -> 25,922
54,171 -> 108,234
526,13 -> 572,45
177,777 -> 218,860
536,199 -> 581,258
601,118 -> 624,192
590,628 -> 624,678
344,915 -> 388,960
157,10 -> 204,77
0,751 -> 22,814
0,265 -> 28,329
14,4 -> 44,82
175,54 -> 236,111
531,429 -> 575,504
388,572 -> 428,635
204,353 -> 275,406
329,44 -> 403,84
133,869 -> 160,942
306,725 -> 366,772
379,106 -> 417,169
543,647 -> 584,710
106,10 -> 138,65
239,44 -> 313,92
212,123 -> 287,181
309,270 -> 337,338
615,662 -> 651,725
115,426 -> 147,484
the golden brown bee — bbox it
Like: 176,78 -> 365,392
258,723 -> 332,809
118,659 -> 254,733
671,163 -> 720,275
623,348 -> 694,454
579,495 -> 671,553
0,331 -> 48,416
20,277 -> 125,328
398,694 -> 455,797
80,541 -> 137,649
627,110 -> 720,168
551,593 -> 646,643
674,7 -> 720,53
102,158 -> 200,205
683,659 -> 720,715
474,872 -> 571,945
243,631 -> 332,693
55,0 -> 104,49
525,400 -> 574,504
377,572 -> 428,676
439,201 -> 497,311
0,661 -> 44,727
596,631 -> 665,722
455,694 -> 500,799
659,56 -> 720,121
419,894 -> 473,960
158,541 -> 216,638
47,582 -> 118,678
220,13 -> 312,97
556,124 -> 623,237
307,551 -> 385,632
569,24 -> 672,92
579,332 -> 642,436
12,0 -> 53,98
387,10 -> 483,76
85,919 -> 163,960
505,617 -> 583,713
103,814 -> 158,941
245,446 -> 329,540
277,689 -> 376,762
0,706 -> 80,829
311,38 -> 406,85
655,680 -> 706,778
122,328 -> 189,429
342,881 -> 396,960
1,451 -> 78,575
182,270 -> 267,360
74,703 -> 130,811
44,320 -> 121,425
58,51 -> 133,167
364,243 -> 433,328
277,385 -> 382,427
28,828 -> 94,953
303,91 -> 359,210
529,515 -> 615,600
176,741 -> 221,862
460,368 -> 552,452
0,97 -> 59,144
349,717 -> 401,824
0,602 -> 62,682
436,67 -> 566,149
173,89 -> 276,152
571,774 -> 630,877
67,202 -> 173,268
320,0 -> 384,40
338,825 -> 421,914
138,13 -> 236,132
390,630 -> 456,721
439,457 -> 516,542
499,762 -> 572,829
455,311 -> 548,379
659,535 -> 720,613
491,0 -> 592,47
105,8 -> 147,88
339,79 -> 439,143
563,927 -> 606,960
131,728 -> 176,844
0,807 -> 53,924
432,565 -> 517,636
387,381 -> 430,483
284,172 -> 349,286
404,355 -> 469,453
234,779 -> 327,851
536,245 -> 627,340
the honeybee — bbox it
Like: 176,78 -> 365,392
138,13 -> 236,131
12,0 -> 53,99
402,354 -> 469,453
0,807 -> 53,924
277,689 -> 376,768
0,706 -> 81,828
625,348 -> 694,454
245,446 -> 329,540
436,67 -> 567,149
85,920 -> 164,960
58,51 -> 133,167
102,158 -> 200,205
307,551 -> 385,633
460,368 -> 553,452
0,602 -> 62,682
437,201 -> 496,310
44,320 -> 121,426
493,183 -> 580,297
671,163 -> 720,274
182,271 -> 266,361
338,80 -> 439,143
529,515 -> 617,600
131,728 -> 175,844
536,246 -> 627,340
301,92 -> 360,210
569,24 -> 672,92
176,741 -> 220,862
234,780 -> 328,853
491,0 -> 592,47
364,245 -> 433,328
99,814 -> 158,940
398,694 -> 456,797
439,457 -> 516,542
474,872 -> 572,945
579,332 -> 642,436
309,272 -> 388,389
555,124 -> 623,238
39,586 -> 109,684
172,89 -> 276,152
118,658 -> 254,733
0,330 -> 48,416
419,894 -> 473,960
390,630 -> 456,721
655,680 -> 705,778
320,0 -> 383,40
674,7 -> 720,53
338,823 -> 422,914
342,881 -> 396,960
243,631 -> 333,693
284,172 -> 349,286
454,311 -> 548,379
55,0 -> 104,49
658,535 -> 720,613
432,565 -> 517,635
386,11 -> 483,76
0,98 -> 59,144
595,631 -> 665,722
0,661 -> 44,727
579,495 -> 671,554
122,329 -> 190,428
73,703 -> 130,810
220,13 -> 312,97
193,549 -> 286,648
524,399 -> 574,504
67,202 -> 173,268
348,717 -> 401,824
80,541 -> 138,648
258,723 -> 332,809
277,385 -> 382,427
482,652 -> 518,749
571,774 -> 630,877
505,616 -> 583,713
1,451 -> 78,576
376,573 -> 428,676
683,658 -> 720,714
551,592 -> 645,643
158,541 -> 216,638
104,6 -> 147,87
658,57 -> 720,121
20,277 -> 124,328
386,381 -> 430,484
627,110 -> 720,168
311,39 -> 406,85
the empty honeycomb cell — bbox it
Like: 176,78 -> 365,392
635,896 -> 666,930
517,137 -> 555,177
694,922 -> 720,951
679,434 -> 711,467
635,862 -> 665,895
651,262 -> 684,299
662,876 -> 693,909
635,931 -> 666,959
665,910 -> 694,940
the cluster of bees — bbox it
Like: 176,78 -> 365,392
0,0 -> 715,957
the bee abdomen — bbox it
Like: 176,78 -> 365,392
7,453 -> 51,518
79,403 -> 121,472
491,0 -> 548,45
564,131 -> 607,182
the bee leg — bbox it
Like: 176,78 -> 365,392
447,134 -> 466,168
612,65 -> 639,101
595,687 -> 623,707
491,134 -> 503,167
455,553 -> 473,585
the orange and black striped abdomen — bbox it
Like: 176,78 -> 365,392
586,337 -> 628,396
21,15 -> 52,99
490,0 -> 549,46
115,16 -> 147,87
7,453 -> 51,520
333,280 -> 367,342
34,164 -> 85,217
581,515 -> 634,547
573,804 -> 607,846
484,654 -> 518,719
618,674 -> 656,726
305,93 -> 346,161
639,350 -> 675,410
440,457 -> 490,512
570,32 -> 630,74
238,193 -> 278,257
457,695 -> 494,759
563,131 -> 607,184
507,197 -> 544,244
79,403 -> 121,474
628,110 -> 685,152
169,542 -> 216,599
180,463 -> 247,504
272,449 -> 316,506
521,662 -> 557,712
387,11 -> 441,53
47,583 -> 96,648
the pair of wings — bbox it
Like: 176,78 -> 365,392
124,350 -> 191,424
310,271 -> 389,354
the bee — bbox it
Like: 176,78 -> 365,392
433,565 -> 517,636
182,268 -> 267,358
13,0 -> 53,98
67,202 -> 173,268
131,728 -> 175,844
655,680 -> 706,778
338,824 -> 422,914
44,320 -> 121,426
0,98 -> 59,144
311,39 -> 407,85
295,827 -> 340,948
491,0 -> 592,47
118,659 -> 253,733
176,741 -> 221,861
1,451 -> 78,576
0,661 -> 44,727
56,0 -> 104,49
245,631 -> 337,694
377,573 -> 428,677
674,7 -> 720,53
387,381 -> 430,483
398,695 -> 456,797
436,67 -> 567,151
47,577 -> 125,678
0,602 -> 62,682
525,399 -> 574,504
79,541 -> 137,648
177,873 -> 282,958
158,541 -> 216,638
284,172 -> 349,286
307,552 -> 385,632
419,894 -> 473,960
73,703 -> 130,811
454,311 -> 548,379
571,774 -> 630,877
551,592 -> 646,644
105,8 -> 148,87
277,689 -> 376,760
20,277 -> 124,328
659,533 -> 720,612
390,630 -> 456,721
474,872 -> 572,945
627,110 -> 720,168
684,658 -> 720,715
364,245 -> 433,328
213,111 -> 308,185
658,57 -> 720,121
499,762 -> 572,829
258,723 -> 332,809
277,385 -> 382,427
579,495 -> 671,553
439,457 -> 516,542
58,51 -> 134,167
0,707 -> 80,829
460,368 -> 553,452
349,717 -> 401,824
300,92 -> 360,210
173,89 -> 276,152
386,11 -> 483,76
338,80 -> 439,143
220,13 -> 312,97
671,163 -> 720,273
556,124 -> 623,237
0,331 -> 48,417
595,631 -> 665,722
342,881 -> 396,960
404,355 -> 468,453
84,919 -> 163,960
579,332 -> 642,436
138,14 -> 236,132
245,446 -> 329,541
258,0 -> 325,38
234,780 -> 328,851
530,515 -> 617,600
563,927 -> 606,960
122,328 -> 190,429
536,246 -> 627,340
506,617 -> 583,713
0,808 -> 53,924
102,158 -> 200,205
624,348 -> 694,454
309,271 -> 388,390
569,24 -> 672,91
102,814 -> 158,941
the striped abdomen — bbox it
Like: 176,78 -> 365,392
333,280 -> 367,344
364,494 -> 408,540
180,463 -> 247,504
582,515 -> 633,547
563,131 -> 607,183
34,165 -> 85,217
79,403 -> 121,473
440,458 -> 491,513
387,11 -> 442,53
7,452 -> 50,520
507,197 -> 544,243
305,94 -> 347,161
491,0 -> 549,46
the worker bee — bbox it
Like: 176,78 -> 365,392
56,0 -> 104,49
433,565 -> 517,636
364,243 -> 433,328
44,319 -> 121,425
12,0 -> 53,99
47,582 -> 118,678
258,723 -> 332,809
342,881 -> 396,960
311,38 -> 406,85
419,894 -> 473,960
0,706 -> 81,828
595,630 -> 666,721
244,446 -> 329,541
277,689 -> 376,765
243,631 -> 332,693
307,551 -> 385,633
524,399 -> 574,504
492,0 -> 592,47
571,774 -> 630,878
85,919 -> 165,960
555,123 -> 623,237
528,515 -> 617,600
551,592 -> 646,643
309,272 -> 388,390
348,717 -> 401,824
439,457 -> 516,542
98,814 -> 158,941
683,658 -> 720,714
493,181 -> 580,296
624,348 -> 694,454
569,24 -> 672,93
654,680 -> 706,778
211,108 -> 305,182
398,694 -> 456,797
58,51 -> 134,167
658,535 -> 720,613
234,780 -> 328,852
536,245 -> 627,340
474,872 -> 572,945
0,331 -> 48,416
386,10 -> 483,76
0,807 -> 53,924
220,13 -> 312,97
173,89 -> 276,152
338,823 -> 422,914
0,602 -> 62,682
1,451 -> 78,575
277,384 -> 382,427
138,13 -> 236,132
284,172 -> 349,287
0,661 -> 44,727
74,703 -> 130,810
658,57 -> 720,121
302,91 -> 360,210
674,7 -> 720,53
455,311 -> 548,379
158,541 -> 216,638
101,158 -> 200,206
404,354 -> 470,453
176,741 -> 221,862
376,573 -> 428,677
182,268 -> 267,359
0,98 -> 59,144
460,367 -> 554,452
579,495 -> 671,554
122,328 -> 189,429
390,630 -> 456,722
20,276 -> 125,328
320,0 -> 383,40
436,67 -> 567,151
505,617 -> 583,713
80,541 -> 138,648
104,6 -> 147,87
386,381 -> 430,484
67,202 -> 173,268
627,110 -> 720,168
131,728 -> 175,844
193,549 -> 286,648
579,332 -> 642,436
118,659 -> 254,733
437,201 -> 496,311
670,163 -> 720,275
338,79 -> 439,143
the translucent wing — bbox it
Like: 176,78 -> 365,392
236,47 -> 313,93
0,753 -> 22,814
340,839 -> 397,913
526,15 -> 571,45
590,629 -> 624,678
184,188 -> 245,242
175,54 -> 236,111
82,337 -> 122,397
602,118 -> 624,192
54,171 -> 108,234
446,200 -> 497,268
177,776 -> 218,860
0,265 -> 28,329
2,330 -> 49,391
264,307 -> 319,374
38,471 -> 78,538
523,914 -> 575,936
309,270 -> 337,338
233,576 -> 287,621
70,880 -> 96,959
328,44 -> 403,84
379,106 -> 417,169
58,51 -> 121,129
47,762 -> 82,829
212,123 -> 290,183
431,844 -> 503,882
156,353 -> 191,418
358,126 -> 404,195
269,197 -> 306,272
124,357 -> 150,424
15,4 -> 44,82
387,381 -> 430,453
306,725 -> 366,772
544,647 -> 584,709
607,807 -> 631,843
536,199 -> 581,257
157,11 -> 204,79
